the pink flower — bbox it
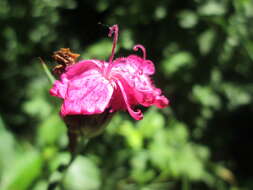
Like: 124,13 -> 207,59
50,25 -> 169,120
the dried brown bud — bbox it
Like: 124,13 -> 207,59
52,48 -> 80,76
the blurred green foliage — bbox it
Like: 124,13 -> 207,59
0,0 -> 253,189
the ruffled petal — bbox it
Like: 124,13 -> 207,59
110,56 -> 169,109
132,74 -> 169,108
154,95 -> 169,108
112,55 -> 155,76
115,80 -> 143,120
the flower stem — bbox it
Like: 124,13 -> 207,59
47,137 -> 89,190
182,175 -> 190,190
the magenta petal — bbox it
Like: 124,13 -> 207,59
126,55 -> 155,75
116,80 -> 143,120
65,59 -> 103,79
111,56 -> 169,110
112,55 -> 155,76
142,60 -> 155,75
114,55 -> 155,75
61,71 -> 113,116
50,74 -> 69,98
154,95 -> 170,108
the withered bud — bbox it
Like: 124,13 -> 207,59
52,48 -> 80,76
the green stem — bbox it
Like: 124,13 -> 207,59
38,57 -> 55,84
47,138 -> 89,190
182,175 -> 190,190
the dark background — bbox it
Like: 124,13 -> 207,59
0,0 -> 252,189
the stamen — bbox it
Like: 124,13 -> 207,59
108,25 -> 119,64
116,80 -> 143,120
133,44 -> 146,60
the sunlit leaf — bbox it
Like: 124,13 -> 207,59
198,1 -> 226,16
37,113 -> 66,147
162,51 -> 194,74
1,151 -> 43,190
178,10 -> 198,29
198,29 -> 216,55
63,156 -> 101,190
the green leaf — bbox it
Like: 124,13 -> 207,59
192,85 -> 221,109
63,156 -> 101,190
37,113 -> 66,147
154,6 -> 167,20
0,115 -> 18,174
221,83 -> 251,109
178,10 -> 198,29
121,29 -> 134,49
198,29 -> 216,55
1,151 -> 43,190
198,1 -> 226,16
137,108 -> 164,138
162,51 -> 194,74
119,121 -> 143,150
130,151 -> 155,183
